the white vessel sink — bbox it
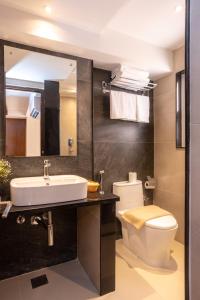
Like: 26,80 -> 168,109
11,175 -> 88,206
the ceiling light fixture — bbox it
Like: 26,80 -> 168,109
44,5 -> 52,14
175,5 -> 183,13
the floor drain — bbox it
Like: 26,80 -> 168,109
31,274 -> 48,289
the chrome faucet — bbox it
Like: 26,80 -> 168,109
44,160 -> 51,180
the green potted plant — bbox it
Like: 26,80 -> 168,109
0,159 -> 12,200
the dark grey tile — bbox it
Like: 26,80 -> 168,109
93,68 -> 111,86
77,59 -> 92,82
94,120 -> 154,143
94,141 -> 154,194
0,207 -> 77,280
77,80 -> 92,143
5,142 -> 93,192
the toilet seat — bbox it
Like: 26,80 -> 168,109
118,209 -> 177,230
145,215 -> 177,230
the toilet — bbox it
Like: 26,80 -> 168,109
113,180 -> 178,268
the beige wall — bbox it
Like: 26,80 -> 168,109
26,116 -> 41,156
154,47 -> 185,244
60,95 -> 77,156
6,95 -> 29,116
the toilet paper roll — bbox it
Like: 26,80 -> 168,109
145,181 -> 155,189
129,172 -> 137,182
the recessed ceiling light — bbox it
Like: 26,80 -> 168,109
44,5 -> 52,14
175,5 -> 183,13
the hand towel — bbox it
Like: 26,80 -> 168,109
110,90 -> 137,121
136,95 -> 150,123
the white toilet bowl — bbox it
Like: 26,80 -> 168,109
113,180 -> 178,268
119,211 -> 178,268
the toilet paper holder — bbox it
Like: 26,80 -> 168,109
144,176 -> 156,189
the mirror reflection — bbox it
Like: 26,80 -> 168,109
4,46 -> 77,157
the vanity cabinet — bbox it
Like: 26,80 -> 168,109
0,193 -> 119,296
78,201 -> 116,295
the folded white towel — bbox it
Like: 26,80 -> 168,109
112,65 -> 149,81
136,95 -> 150,123
110,90 -> 137,121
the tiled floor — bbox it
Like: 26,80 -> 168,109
0,240 -> 184,300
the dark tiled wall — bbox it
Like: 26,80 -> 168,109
93,69 -> 154,203
0,46 -> 93,279
0,206 -> 77,280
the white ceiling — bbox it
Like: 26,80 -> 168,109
0,0 -> 185,50
107,0 -> 185,49
4,46 -> 76,88
0,0 -> 185,79
0,0 -> 128,34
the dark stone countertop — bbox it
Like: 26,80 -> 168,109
2,192 -> 119,214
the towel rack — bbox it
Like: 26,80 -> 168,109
102,77 -> 157,94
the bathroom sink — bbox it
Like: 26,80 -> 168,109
10,175 -> 88,206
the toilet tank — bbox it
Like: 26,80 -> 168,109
113,180 -> 144,214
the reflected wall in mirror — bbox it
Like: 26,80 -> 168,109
176,70 -> 185,148
4,46 -> 77,157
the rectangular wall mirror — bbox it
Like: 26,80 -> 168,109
4,45 -> 77,157
176,70 -> 185,148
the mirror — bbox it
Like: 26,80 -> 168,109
176,70 -> 185,148
4,46 -> 77,157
